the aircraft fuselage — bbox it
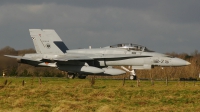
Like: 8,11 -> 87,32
21,48 -> 190,69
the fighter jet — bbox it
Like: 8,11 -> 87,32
5,29 -> 190,79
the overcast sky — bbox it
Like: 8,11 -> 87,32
0,0 -> 199,54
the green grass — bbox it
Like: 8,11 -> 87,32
0,77 -> 200,112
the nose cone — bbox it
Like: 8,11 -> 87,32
171,58 -> 191,66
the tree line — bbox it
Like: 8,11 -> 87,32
0,46 -> 199,79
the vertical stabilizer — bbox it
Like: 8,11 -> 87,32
29,29 -> 68,54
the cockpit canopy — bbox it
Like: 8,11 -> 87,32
109,43 -> 154,52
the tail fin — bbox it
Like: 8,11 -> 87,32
29,29 -> 68,54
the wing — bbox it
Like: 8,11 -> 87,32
91,54 -> 151,59
5,54 -> 151,65
41,54 -> 151,62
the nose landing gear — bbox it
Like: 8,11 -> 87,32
121,66 -> 137,80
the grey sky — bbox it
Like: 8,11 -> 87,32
0,0 -> 200,54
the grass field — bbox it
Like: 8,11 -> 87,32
0,77 -> 200,112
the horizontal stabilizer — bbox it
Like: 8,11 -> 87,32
4,55 -> 23,59
4,55 -> 40,62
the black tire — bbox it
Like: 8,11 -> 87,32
67,74 -> 75,79
133,76 -> 137,80
78,75 -> 87,79
130,75 -> 137,80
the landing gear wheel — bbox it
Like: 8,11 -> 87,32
78,75 -> 87,79
67,74 -> 75,79
130,75 -> 134,80
133,76 -> 137,80
130,75 -> 137,80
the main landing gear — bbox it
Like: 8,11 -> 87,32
67,73 -> 87,79
67,73 -> 75,79
121,66 -> 137,80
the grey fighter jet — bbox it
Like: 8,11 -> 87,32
5,29 -> 190,79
